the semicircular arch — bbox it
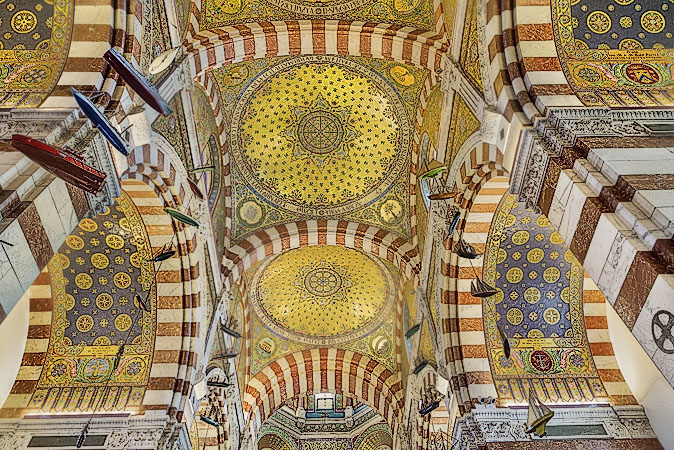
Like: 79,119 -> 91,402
242,348 -> 403,435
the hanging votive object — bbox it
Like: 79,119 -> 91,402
165,207 -> 200,227
454,239 -> 481,259
470,276 -> 498,298
526,387 -> 554,437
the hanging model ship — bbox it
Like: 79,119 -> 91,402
11,135 -> 106,194
104,48 -> 172,116
71,87 -> 134,156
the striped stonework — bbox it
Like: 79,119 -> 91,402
186,21 -> 449,79
582,275 -> 636,406
454,177 -> 509,404
241,348 -> 403,436
0,180 -> 200,418
483,0 -> 580,125
538,136 -> 674,389
436,144 -> 507,414
0,163 -> 90,324
220,221 -> 422,291
433,171 -> 636,413
41,0 -> 137,110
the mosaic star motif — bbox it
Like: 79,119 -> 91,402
250,246 -> 396,345
284,95 -> 359,168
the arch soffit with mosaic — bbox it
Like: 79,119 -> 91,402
221,220 -> 422,290
1,179 -> 192,418
242,349 -> 403,433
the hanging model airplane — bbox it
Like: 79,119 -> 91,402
11,135 -> 107,194
104,48 -> 173,116
71,87 -> 134,156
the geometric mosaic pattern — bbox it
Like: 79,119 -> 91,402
29,193 -> 156,413
0,0 -> 74,108
552,0 -> 674,106
249,246 -> 396,346
199,0 -> 435,31
213,55 -> 427,242
483,194 -> 608,404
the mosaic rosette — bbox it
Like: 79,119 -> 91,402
552,0 -> 674,106
200,0 -> 434,31
0,0 -> 75,108
482,194 -> 608,404
29,193 -> 156,413
215,56 -> 426,241
249,246 -> 396,346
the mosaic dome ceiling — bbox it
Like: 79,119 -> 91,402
200,0 -> 435,30
249,246 -> 396,345
230,55 -> 412,217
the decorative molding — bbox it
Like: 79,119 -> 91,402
452,405 -> 657,446
510,108 -> 674,206
0,110 -> 72,141
0,415 -> 176,450
82,133 -> 122,216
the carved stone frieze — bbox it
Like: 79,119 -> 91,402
0,415 -> 173,450
510,107 -> 674,207
0,110 -> 71,141
451,405 -> 657,446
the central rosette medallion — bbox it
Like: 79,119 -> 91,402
230,55 -> 411,215
285,96 -> 359,167
250,246 -> 396,345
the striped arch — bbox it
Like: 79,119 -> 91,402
483,0 -> 581,124
221,220 -> 422,289
39,0 -> 142,111
118,148 -> 204,420
242,349 -> 403,435
0,180 -> 197,418
436,144 -> 508,414
118,132 -> 207,420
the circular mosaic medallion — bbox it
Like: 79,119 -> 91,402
530,350 -> 553,372
304,267 -> 343,297
587,10 -> 611,34
250,246 -> 396,345
230,55 -> 411,216
11,10 -> 37,34
297,110 -> 344,155
641,10 -> 666,33
625,63 -> 660,84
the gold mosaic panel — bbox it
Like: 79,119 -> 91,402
213,56 -> 427,242
459,0 -> 483,91
552,0 -> 674,106
249,246 -> 396,346
200,0 -> 435,31
444,94 -> 480,174
0,0 -> 74,108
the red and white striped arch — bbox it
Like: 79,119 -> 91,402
221,220 -> 422,290
242,348 -> 403,434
